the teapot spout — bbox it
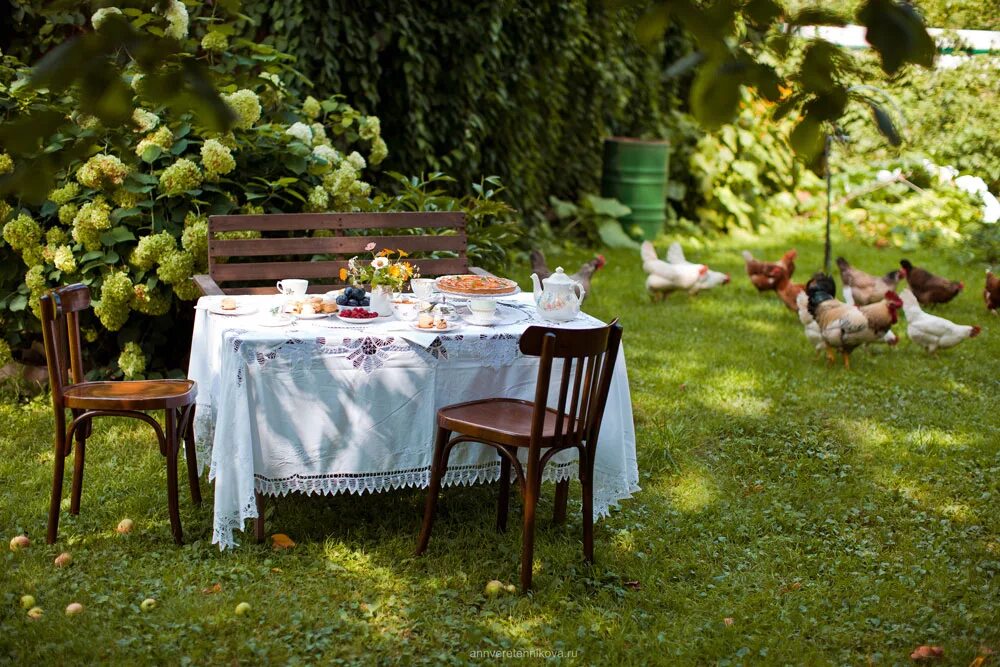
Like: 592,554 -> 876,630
530,273 -> 542,300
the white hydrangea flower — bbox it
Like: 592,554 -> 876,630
285,122 -> 313,145
955,174 -> 988,195
312,144 -> 340,165
132,108 -> 159,132
91,7 -> 123,30
161,0 -> 189,39
346,151 -> 366,171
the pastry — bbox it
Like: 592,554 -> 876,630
321,301 -> 338,314
220,297 -> 238,310
435,274 -> 517,296
435,318 -> 448,330
417,312 -> 434,328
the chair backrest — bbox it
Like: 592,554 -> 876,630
207,212 -> 469,294
38,284 -> 91,406
519,319 -> 623,450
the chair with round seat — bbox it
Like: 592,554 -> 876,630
39,284 -> 201,545
415,319 -> 623,591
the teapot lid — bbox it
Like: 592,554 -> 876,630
544,267 -> 576,285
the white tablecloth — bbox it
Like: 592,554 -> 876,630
188,293 -> 638,549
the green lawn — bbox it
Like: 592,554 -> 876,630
3,220 -> 999,665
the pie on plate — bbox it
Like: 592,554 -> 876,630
434,274 -> 518,296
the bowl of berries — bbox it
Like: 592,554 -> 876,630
332,286 -> 371,308
337,307 -> 384,323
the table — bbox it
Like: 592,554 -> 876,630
188,293 -> 638,549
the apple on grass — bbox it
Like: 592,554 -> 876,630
117,518 -> 135,534
27,606 -> 43,620
484,580 -> 504,597
65,602 -> 83,616
235,602 -> 251,616
20,595 -> 36,609
54,552 -> 72,568
140,598 -> 157,612
9,535 -> 30,551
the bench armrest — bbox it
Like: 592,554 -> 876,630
193,274 -> 225,296
468,266 -> 498,278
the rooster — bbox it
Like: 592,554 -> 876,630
530,250 -> 605,303
797,290 -> 897,357
899,259 -> 963,305
806,273 -> 903,369
985,270 -> 999,314
836,257 -> 901,305
641,242 -> 709,301
900,289 -> 981,354
665,242 -> 730,294
742,249 -> 796,292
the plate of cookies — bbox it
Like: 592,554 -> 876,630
283,295 -> 339,319
208,297 -> 257,316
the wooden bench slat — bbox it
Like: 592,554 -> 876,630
211,258 -> 471,282
209,234 -> 467,258
210,212 -> 465,233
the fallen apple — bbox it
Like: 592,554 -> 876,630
140,598 -> 156,612
484,580 -> 504,597
27,606 -> 43,620
504,584 -> 516,594
65,602 -> 84,616
9,535 -> 30,551
117,518 -> 135,534
235,602 -> 251,616
54,552 -> 72,568
20,595 -> 36,609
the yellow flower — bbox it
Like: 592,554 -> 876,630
339,268 -> 348,281
388,264 -> 400,278
377,248 -> 392,257
396,248 -> 409,258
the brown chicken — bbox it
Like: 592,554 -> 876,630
742,249 -> 797,291
836,257 -> 900,305
806,273 -> 903,369
986,270 -> 1000,314
899,259 -> 963,305
775,274 -> 804,312
530,250 -> 605,302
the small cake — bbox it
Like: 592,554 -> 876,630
300,303 -> 316,316
220,297 -> 238,310
417,312 -> 434,329
321,301 -> 338,314
435,318 -> 448,330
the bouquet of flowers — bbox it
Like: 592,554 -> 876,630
341,242 -> 419,291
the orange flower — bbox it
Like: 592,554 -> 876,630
396,249 -> 409,258
377,248 -> 393,257
778,84 -> 793,100
339,268 -> 348,281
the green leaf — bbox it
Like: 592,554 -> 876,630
111,208 -> 142,223
100,226 -> 137,245
790,116 -> 826,161
859,0 -> 935,75
865,101 -> 903,146
584,194 -> 631,219
141,146 -> 163,163
690,56 -> 744,130
8,294 -> 27,312
596,219 -> 641,250
787,8 -> 848,26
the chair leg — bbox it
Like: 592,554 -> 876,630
164,408 -> 183,545
415,426 -> 450,556
582,448 -> 595,563
497,454 -> 511,533
553,479 -> 569,525
254,491 -> 266,544
70,429 -> 87,515
182,407 -> 202,506
520,452 -> 541,592
46,428 -> 68,545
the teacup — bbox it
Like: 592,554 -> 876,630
410,278 -> 435,300
276,279 -> 308,296
468,298 -> 497,323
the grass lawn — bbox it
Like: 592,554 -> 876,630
2,219 -> 999,665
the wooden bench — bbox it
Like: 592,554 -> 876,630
193,212 -> 490,296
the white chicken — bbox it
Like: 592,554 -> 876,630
665,242 -> 731,293
797,290 -> 897,356
900,288 -> 981,353
641,241 -> 708,300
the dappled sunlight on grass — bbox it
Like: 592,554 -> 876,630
661,467 -> 719,513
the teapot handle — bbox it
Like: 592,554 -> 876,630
574,282 -> 586,303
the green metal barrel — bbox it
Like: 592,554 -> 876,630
600,137 -> 670,240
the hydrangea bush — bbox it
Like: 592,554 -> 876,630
0,3 -> 513,379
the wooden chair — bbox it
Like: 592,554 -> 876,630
415,320 -> 623,591
193,211 -> 491,296
39,284 -> 201,545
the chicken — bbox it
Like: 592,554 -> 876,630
900,288 -> 980,354
641,241 -> 708,300
775,274 -> 805,312
797,290 -> 897,356
665,242 -> 730,294
742,249 -> 797,292
836,257 -> 901,305
985,269 -> 1000,314
530,250 -> 605,302
899,259 -> 963,305
806,273 -> 903,369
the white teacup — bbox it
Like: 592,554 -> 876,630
276,279 -> 308,296
468,298 -> 497,323
411,278 -> 435,300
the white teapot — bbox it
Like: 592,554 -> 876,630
530,267 -> 585,322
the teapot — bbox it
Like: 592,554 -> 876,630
530,267 -> 585,322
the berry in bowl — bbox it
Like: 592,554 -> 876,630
338,307 -> 380,321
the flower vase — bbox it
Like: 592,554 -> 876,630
369,285 -> 393,316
